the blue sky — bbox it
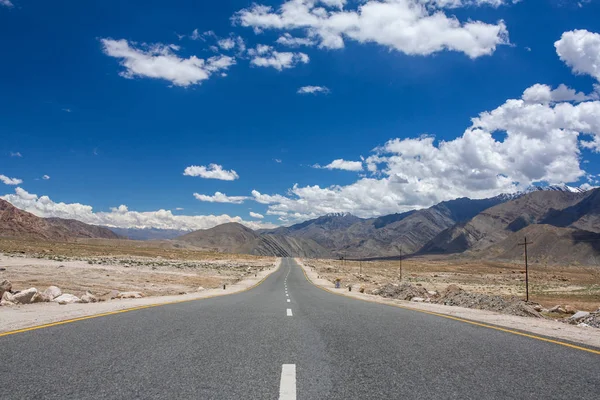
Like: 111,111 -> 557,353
2,0 -> 600,230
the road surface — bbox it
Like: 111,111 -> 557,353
1,258 -> 599,399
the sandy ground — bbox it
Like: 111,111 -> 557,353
303,257 -> 600,312
0,259 -> 281,334
0,253 -> 275,297
297,259 -> 600,349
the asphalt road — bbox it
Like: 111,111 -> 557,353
1,258 -> 599,399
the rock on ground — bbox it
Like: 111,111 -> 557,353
0,279 -> 12,299
117,291 -> 144,299
80,291 -> 98,304
12,288 -> 39,304
43,286 -> 62,300
53,294 -> 81,304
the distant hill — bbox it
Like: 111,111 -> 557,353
108,227 -> 191,241
263,195 -> 512,258
476,224 -> 600,265
175,222 -> 330,258
421,190 -> 594,255
0,199 -> 119,240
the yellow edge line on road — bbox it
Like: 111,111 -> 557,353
0,260 -> 281,338
298,260 -> 600,356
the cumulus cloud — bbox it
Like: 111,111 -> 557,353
42,175 -> 50,180
193,192 -> 248,204
101,38 -> 235,87
555,30 -> 600,82
314,159 -> 363,171
0,175 -> 22,185
10,152 -> 22,158
234,0 -> 509,58
250,78 -> 600,222
2,188 -> 276,230
0,0 -> 13,7
420,0 -> 517,8
276,33 -> 317,47
249,211 -> 265,219
248,44 -> 309,70
298,85 -> 330,94
522,83 -> 597,104
183,164 -> 239,180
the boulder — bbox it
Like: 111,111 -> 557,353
12,288 -> 39,304
427,291 -> 439,297
80,291 -> 98,304
43,286 -> 62,300
100,290 -> 120,301
532,304 -> 543,312
548,305 -> 563,313
31,292 -> 51,303
117,291 -> 144,299
0,279 -> 12,299
197,286 -> 205,292
444,284 -> 462,295
0,299 -> 15,306
411,297 -> 426,302
570,311 -> 590,321
53,294 -> 81,304
564,305 -> 577,315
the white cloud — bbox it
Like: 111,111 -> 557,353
234,0 -> 509,59
555,29 -> 600,82
276,33 -> 317,47
250,80 -> 600,222
250,211 -> 265,219
42,175 -> 50,180
420,0 -> 517,8
9,152 -> 22,158
248,45 -> 309,70
314,159 -> 363,171
0,175 -> 22,185
0,0 -> 13,7
522,83 -> 597,104
101,38 -> 235,87
298,85 -> 330,94
274,158 -> 283,163
218,38 -> 236,50
62,108 -> 72,113
183,164 -> 239,181
2,188 -> 276,230
193,192 -> 248,204
175,207 -> 184,211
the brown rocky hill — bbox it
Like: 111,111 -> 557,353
0,199 -> 119,240
264,196 -> 511,258
421,189 -> 599,255
474,224 -> 600,265
176,222 -> 330,258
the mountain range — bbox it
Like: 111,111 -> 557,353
2,185 -> 600,264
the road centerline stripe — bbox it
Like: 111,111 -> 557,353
279,364 -> 296,400
286,308 -> 293,316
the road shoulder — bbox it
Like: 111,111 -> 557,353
0,259 -> 281,335
296,258 -> 600,350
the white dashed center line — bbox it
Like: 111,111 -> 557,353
287,299 -> 290,302
287,308 -> 293,316
279,364 -> 296,400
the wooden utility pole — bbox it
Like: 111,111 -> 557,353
399,246 -> 403,282
518,237 -> 533,302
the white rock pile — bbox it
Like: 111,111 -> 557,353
0,280 -> 145,306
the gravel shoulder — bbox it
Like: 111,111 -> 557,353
296,258 -> 600,350
0,259 -> 281,334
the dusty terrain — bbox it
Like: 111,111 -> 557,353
0,237 -> 276,297
302,255 -> 600,312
